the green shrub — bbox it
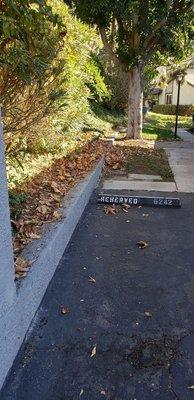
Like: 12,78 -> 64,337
153,104 -> 194,116
2,1 -> 110,157
85,55 -> 110,102
9,191 -> 28,220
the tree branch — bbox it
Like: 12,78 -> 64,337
142,19 -> 167,52
98,25 -> 121,67
110,17 -> 117,45
140,0 -> 172,53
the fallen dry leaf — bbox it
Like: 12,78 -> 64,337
51,181 -> 61,193
12,138 -> 109,280
91,344 -> 97,357
88,276 -> 96,284
15,272 -> 27,280
28,233 -> 41,240
14,257 -> 33,274
37,204 -> 50,215
112,163 -> 120,170
53,210 -> 62,220
61,306 -> 70,315
122,204 -> 131,210
104,205 -> 118,215
137,240 -> 149,249
144,311 -> 153,318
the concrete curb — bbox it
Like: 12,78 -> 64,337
0,157 -> 104,390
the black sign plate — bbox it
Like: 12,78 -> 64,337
98,194 -> 181,208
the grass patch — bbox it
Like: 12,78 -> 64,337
125,147 -> 174,181
143,112 -> 193,141
106,141 -> 174,182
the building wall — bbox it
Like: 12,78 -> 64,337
172,81 -> 194,105
159,72 -> 194,105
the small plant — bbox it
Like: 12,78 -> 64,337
9,191 -> 28,220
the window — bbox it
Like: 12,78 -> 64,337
166,94 -> 172,104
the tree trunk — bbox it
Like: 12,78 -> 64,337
127,67 -> 143,139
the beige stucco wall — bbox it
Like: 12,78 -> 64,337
159,79 -> 194,105
172,80 -> 194,105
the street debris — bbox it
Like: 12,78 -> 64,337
91,344 -> 97,357
88,276 -> 96,284
122,204 -> 131,213
137,240 -> 149,249
144,311 -> 153,318
104,204 -> 118,215
61,306 -> 70,315
15,257 -> 33,279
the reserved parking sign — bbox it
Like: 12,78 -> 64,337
98,194 -> 181,208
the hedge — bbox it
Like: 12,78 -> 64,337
153,104 -> 194,116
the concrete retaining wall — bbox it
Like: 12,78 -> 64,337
0,113 -> 16,319
0,152 -> 104,390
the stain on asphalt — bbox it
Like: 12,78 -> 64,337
1,190 -> 194,400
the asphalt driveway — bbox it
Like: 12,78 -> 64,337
1,190 -> 194,400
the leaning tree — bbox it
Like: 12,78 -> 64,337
72,0 -> 193,138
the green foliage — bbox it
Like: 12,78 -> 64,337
47,1 -> 110,135
102,55 -> 129,109
1,0 -> 65,152
74,1 -> 193,69
1,0 -> 110,157
153,104 -> 194,116
85,55 -> 110,102
83,102 -> 126,133
142,111 -> 193,141
9,190 -> 28,220
0,0 -> 62,84
142,112 -> 175,141
6,103 -> 126,192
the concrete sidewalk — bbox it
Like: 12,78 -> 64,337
156,129 -> 194,193
176,128 -> 194,142
1,190 -> 194,400
103,128 -> 194,194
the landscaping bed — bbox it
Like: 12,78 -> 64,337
10,110 -> 180,278
12,138 -> 109,278
105,140 -> 174,181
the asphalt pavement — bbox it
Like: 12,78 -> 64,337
1,190 -> 194,400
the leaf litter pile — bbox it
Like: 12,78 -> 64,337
13,138 -> 155,279
13,139 -> 109,279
